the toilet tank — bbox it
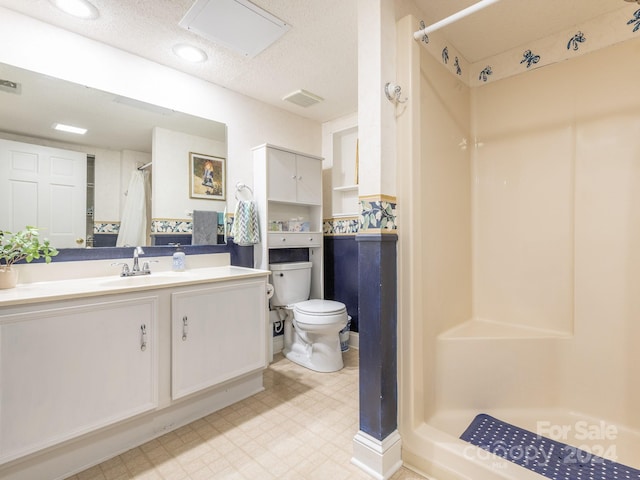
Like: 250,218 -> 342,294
269,262 -> 312,306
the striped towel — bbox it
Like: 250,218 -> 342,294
230,200 -> 260,246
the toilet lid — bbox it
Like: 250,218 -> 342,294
294,299 -> 346,316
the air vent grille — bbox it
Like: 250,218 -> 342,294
282,89 -> 323,108
179,0 -> 290,57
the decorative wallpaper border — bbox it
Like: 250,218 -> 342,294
151,218 -> 224,235
359,195 -> 397,234
324,217 -> 359,235
419,5 -> 640,87
94,222 -> 120,234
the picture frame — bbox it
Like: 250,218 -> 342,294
189,152 -> 226,200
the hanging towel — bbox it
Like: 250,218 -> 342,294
231,200 -> 260,246
192,210 -> 219,245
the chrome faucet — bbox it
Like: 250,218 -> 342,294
111,246 -> 152,277
132,246 -> 144,272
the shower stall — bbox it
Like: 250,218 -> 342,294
396,12 -> 640,479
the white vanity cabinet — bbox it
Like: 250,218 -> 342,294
0,295 -> 158,464
0,265 -> 270,480
263,146 -> 322,205
171,279 -> 267,400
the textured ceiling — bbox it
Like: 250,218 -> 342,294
0,0 -> 633,126
0,0 -> 359,124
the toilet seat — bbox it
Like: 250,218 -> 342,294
294,299 -> 346,316
293,299 -> 347,326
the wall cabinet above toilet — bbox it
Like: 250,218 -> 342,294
265,147 -> 322,205
253,144 -> 324,299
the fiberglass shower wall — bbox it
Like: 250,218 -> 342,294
417,32 -> 640,428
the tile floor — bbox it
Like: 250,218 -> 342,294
66,349 -> 427,480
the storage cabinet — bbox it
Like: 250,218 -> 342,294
266,148 -> 322,205
171,279 -> 267,400
0,296 -> 158,463
253,144 -> 324,298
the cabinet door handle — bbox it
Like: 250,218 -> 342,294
140,324 -> 147,351
182,316 -> 188,341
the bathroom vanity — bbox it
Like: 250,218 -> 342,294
0,260 -> 269,480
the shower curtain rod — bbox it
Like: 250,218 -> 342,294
137,162 -> 152,171
413,0 -> 501,39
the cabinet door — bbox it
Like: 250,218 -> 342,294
267,148 -> 297,203
295,154 -> 322,205
0,297 -> 157,463
171,279 -> 267,400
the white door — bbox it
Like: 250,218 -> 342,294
0,139 -> 86,248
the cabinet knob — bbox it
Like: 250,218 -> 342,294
281,237 -> 286,242
298,176 -> 302,181
291,175 -> 297,180
309,237 -> 313,242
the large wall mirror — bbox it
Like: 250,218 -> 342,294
0,62 -> 227,251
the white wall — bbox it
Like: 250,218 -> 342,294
0,7 -> 322,213
152,127 -> 226,220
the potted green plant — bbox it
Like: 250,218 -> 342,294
0,226 -> 59,289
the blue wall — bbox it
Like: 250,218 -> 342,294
324,236 -> 359,332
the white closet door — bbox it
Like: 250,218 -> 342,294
0,139 -> 86,248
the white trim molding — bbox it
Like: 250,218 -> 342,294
352,429 -> 402,480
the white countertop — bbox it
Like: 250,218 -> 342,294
0,266 -> 270,307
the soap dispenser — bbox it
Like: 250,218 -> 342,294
171,243 -> 186,272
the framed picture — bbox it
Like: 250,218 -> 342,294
189,152 -> 226,200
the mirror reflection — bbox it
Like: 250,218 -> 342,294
0,62 -> 227,248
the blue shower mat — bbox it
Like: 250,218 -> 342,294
460,413 -> 640,480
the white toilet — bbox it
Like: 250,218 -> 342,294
269,262 -> 348,372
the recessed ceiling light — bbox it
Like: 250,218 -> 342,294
53,123 -> 87,135
172,44 -> 208,63
50,0 -> 99,19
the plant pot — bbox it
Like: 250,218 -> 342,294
0,267 -> 19,289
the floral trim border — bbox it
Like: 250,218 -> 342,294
323,217 -> 359,235
150,218 -> 224,235
359,195 -> 397,233
418,5 -> 640,87
93,222 -> 120,234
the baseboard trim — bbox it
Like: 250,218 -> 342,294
0,373 -> 264,480
352,430 -> 402,480
348,331 -> 359,350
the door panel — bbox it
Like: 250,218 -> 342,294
0,139 -> 86,247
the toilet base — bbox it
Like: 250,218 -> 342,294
284,329 -> 344,373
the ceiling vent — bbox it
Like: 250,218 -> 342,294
0,79 -> 21,95
283,89 -> 324,108
179,0 -> 290,57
